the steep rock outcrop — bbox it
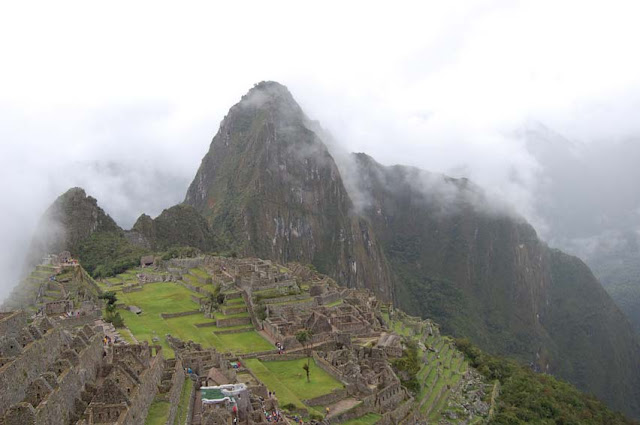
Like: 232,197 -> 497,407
127,204 -> 216,251
185,82 -> 394,299
27,187 -> 121,262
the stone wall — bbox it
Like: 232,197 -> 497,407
167,258 -> 205,270
161,310 -> 201,319
312,352 -> 348,385
221,305 -> 247,315
191,295 -> 206,305
55,311 -> 101,330
194,322 -> 218,328
216,316 -> 251,327
44,300 -> 73,315
0,311 -> 27,340
257,353 -> 307,362
267,300 -> 316,316
122,286 -> 143,293
260,294 -> 309,305
375,382 -> 404,411
315,292 -> 342,306
0,327 -> 67,416
378,397 -> 414,425
121,353 -> 164,425
33,333 -> 103,425
185,380 -> 196,425
165,359 -> 185,425
326,399 -> 373,424
304,388 -> 348,407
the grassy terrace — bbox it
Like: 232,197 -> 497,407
213,310 -> 250,319
175,379 -> 192,425
325,299 -> 344,308
189,267 -> 210,278
115,282 -> 272,357
341,413 -> 382,425
381,312 -> 414,337
244,358 -> 343,415
415,333 -> 470,420
265,297 -> 311,306
144,399 -> 170,425
225,297 -> 246,305
183,274 -> 217,294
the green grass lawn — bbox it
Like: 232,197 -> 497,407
340,413 -> 381,425
116,282 -> 270,356
225,297 -> 246,306
215,331 -> 273,353
175,379 -> 192,425
189,268 -> 210,278
214,311 -> 249,319
145,399 -> 170,425
244,358 -> 343,414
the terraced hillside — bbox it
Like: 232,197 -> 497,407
89,256 -> 492,424
95,266 -> 273,358
381,307 -> 490,424
1,263 -> 100,314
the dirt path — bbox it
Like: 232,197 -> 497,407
326,398 -> 361,418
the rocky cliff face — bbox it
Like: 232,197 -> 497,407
184,82 -> 394,299
27,187 -> 120,262
127,204 -> 217,251
351,152 -> 640,417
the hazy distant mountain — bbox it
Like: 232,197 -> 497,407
524,124 -> 640,334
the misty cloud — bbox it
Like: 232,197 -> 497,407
2,0 -> 640,299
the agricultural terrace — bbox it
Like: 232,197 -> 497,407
112,280 -> 272,357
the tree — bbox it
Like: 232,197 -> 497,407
296,329 -> 313,382
303,363 -> 310,384
100,291 -> 124,327
100,291 -> 117,306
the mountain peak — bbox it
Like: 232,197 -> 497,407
230,81 -> 304,124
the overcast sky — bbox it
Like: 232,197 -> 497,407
1,0 -> 640,296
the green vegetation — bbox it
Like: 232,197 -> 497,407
340,413 -> 382,425
161,246 -> 201,261
77,231 -> 149,278
144,399 -> 170,425
391,339 -> 420,393
295,329 -> 313,382
116,282 -> 271,356
101,291 -> 124,328
244,358 -> 342,415
174,379 -> 192,425
455,338 -> 636,425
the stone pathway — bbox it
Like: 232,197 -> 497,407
94,319 -> 128,344
326,397 -> 361,418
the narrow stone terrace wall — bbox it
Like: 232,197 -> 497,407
165,359 -> 185,425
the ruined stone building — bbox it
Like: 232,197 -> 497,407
0,310 -> 166,425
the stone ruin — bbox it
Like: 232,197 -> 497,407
167,335 -> 286,425
0,309 -> 169,425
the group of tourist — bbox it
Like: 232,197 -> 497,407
258,394 -> 283,423
265,409 -> 283,422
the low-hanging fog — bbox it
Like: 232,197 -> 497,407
1,0 -> 640,300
